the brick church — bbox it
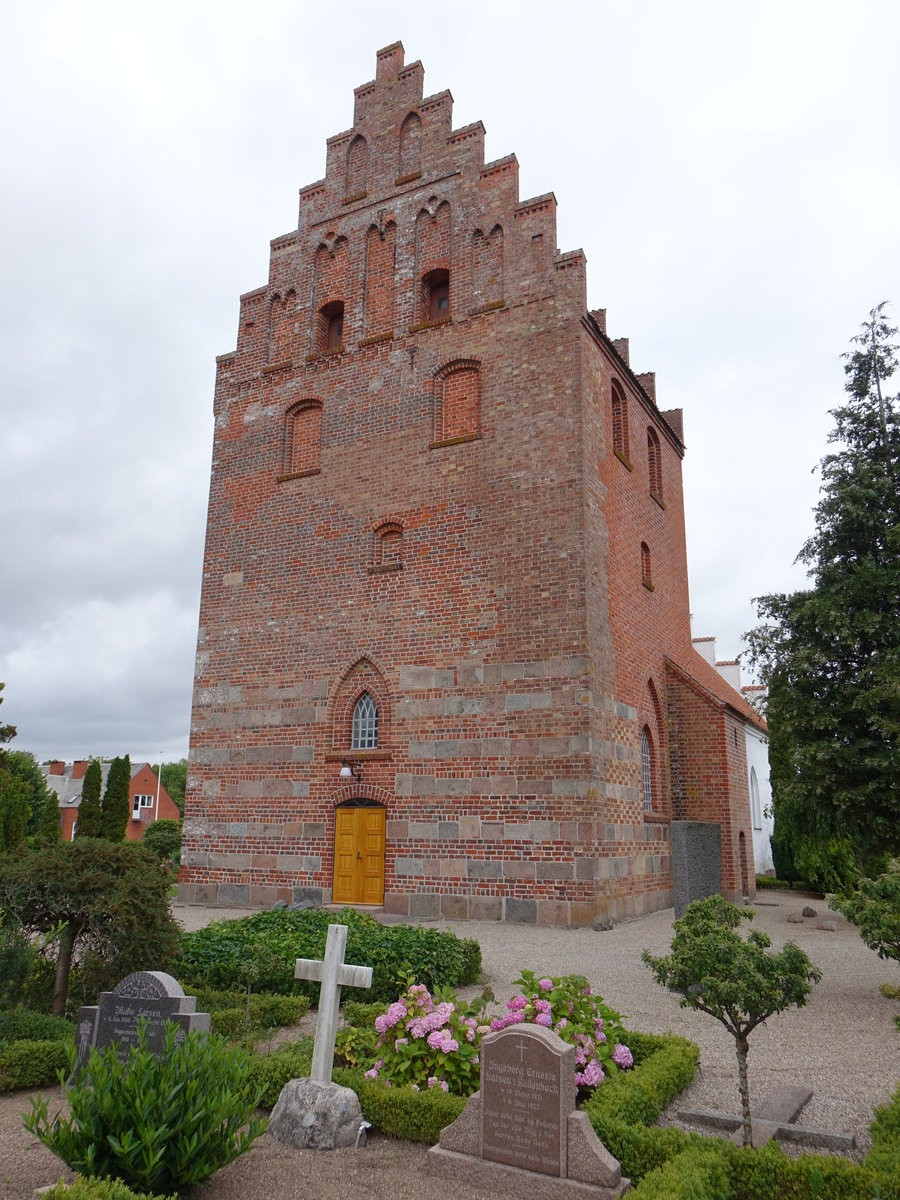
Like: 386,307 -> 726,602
180,43 -> 765,925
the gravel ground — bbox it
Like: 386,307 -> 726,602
3,891 -> 898,1199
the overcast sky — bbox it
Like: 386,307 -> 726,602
2,1 -> 898,763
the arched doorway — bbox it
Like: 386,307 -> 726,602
332,800 -> 385,905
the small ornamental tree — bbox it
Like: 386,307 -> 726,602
141,818 -> 181,866
74,759 -> 102,840
0,839 -> 181,1015
642,895 -> 822,1147
100,755 -> 130,842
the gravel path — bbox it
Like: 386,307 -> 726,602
2,892 -> 897,1199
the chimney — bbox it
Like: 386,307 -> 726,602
49,761 -> 65,775
72,760 -> 88,780
692,636 -> 717,666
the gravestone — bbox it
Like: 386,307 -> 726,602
268,923 -> 373,1153
428,1023 -> 629,1197
76,971 -> 210,1070
671,820 -> 722,917
680,1083 -> 855,1152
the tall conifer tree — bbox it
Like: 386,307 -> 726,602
747,304 -> 900,868
100,756 -> 131,843
75,759 -> 103,839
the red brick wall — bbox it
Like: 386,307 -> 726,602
182,42 -> 760,924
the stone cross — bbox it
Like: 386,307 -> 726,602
294,922 -> 373,1083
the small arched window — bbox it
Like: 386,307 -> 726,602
611,380 -> 630,465
317,301 -> 344,353
420,268 -> 450,324
641,727 -> 654,812
398,112 -> 422,179
647,427 -> 663,502
352,693 -> 378,749
346,135 -> 370,197
750,767 -> 762,829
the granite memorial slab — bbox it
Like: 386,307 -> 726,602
76,970 -> 210,1069
428,1023 -> 629,1198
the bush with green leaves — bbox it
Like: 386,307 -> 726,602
141,818 -> 181,866
642,895 -> 821,1147
209,992 -> 308,1039
490,971 -> 634,1095
177,907 -> 481,1003
25,1020 -> 265,1194
0,1007 -> 74,1045
39,1178 -> 175,1200
361,980 -> 487,1096
1,1037 -> 72,1092
246,1041 -> 313,1108
830,858 -> 900,967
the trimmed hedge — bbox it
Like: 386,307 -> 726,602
177,908 -> 482,1003
0,1007 -> 75,1045
207,993 -> 309,1038
40,1179 -> 175,1200
333,1067 -> 467,1143
247,1042 -> 314,1108
0,1037 -> 71,1092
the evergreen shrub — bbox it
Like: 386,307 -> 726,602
177,908 -> 481,1002
246,1042 -> 313,1108
0,1038 -> 71,1092
40,1178 -> 175,1200
0,1007 -> 74,1045
25,1021 -> 264,1194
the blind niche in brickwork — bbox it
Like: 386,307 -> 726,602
433,360 -> 481,445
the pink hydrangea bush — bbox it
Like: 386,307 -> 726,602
364,980 -> 486,1096
490,970 -> 634,1095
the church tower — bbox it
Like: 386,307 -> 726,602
182,43 -> 763,924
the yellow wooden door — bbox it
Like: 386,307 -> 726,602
332,806 -> 385,905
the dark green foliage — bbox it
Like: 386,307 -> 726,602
2,751 -> 57,840
746,304 -> 900,868
159,760 -> 187,815
0,1007 -> 74,1045
829,859 -> 900,965
177,907 -> 481,1003
333,1066 -> 467,1143
40,1178 -> 175,1200
36,788 -> 62,843
643,896 -> 821,1145
100,755 -> 130,842
0,918 -> 33,1007
0,839 -> 181,1014
141,818 -> 181,865
868,1082 -> 900,1182
632,1145 -> 732,1200
246,1042 -> 314,1108
75,760 -> 103,840
0,1038 -> 71,1092
24,1021 -> 265,1194
0,764 -> 30,853
208,992 -> 309,1038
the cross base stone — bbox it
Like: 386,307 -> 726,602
268,1078 -> 366,1151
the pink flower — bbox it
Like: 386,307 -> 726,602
427,1030 -> 459,1053
538,978 -> 553,991
427,1076 -> 439,1088
535,1012 -> 552,1027
596,1031 -> 607,1044
394,1037 -> 408,1051
440,1080 -> 449,1092
375,1000 -> 408,1035
364,1066 -> 379,1079
408,1018 -> 429,1039
535,999 -> 552,1015
466,1026 -> 476,1042
472,1055 -> 479,1064
555,1018 -> 568,1031
612,1044 -> 634,1069
508,994 -> 528,1011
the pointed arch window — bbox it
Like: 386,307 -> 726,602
641,726 -> 654,812
352,692 -> 378,750
750,766 -> 762,829
641,542 -> 653,590
283,400 -> 323,478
